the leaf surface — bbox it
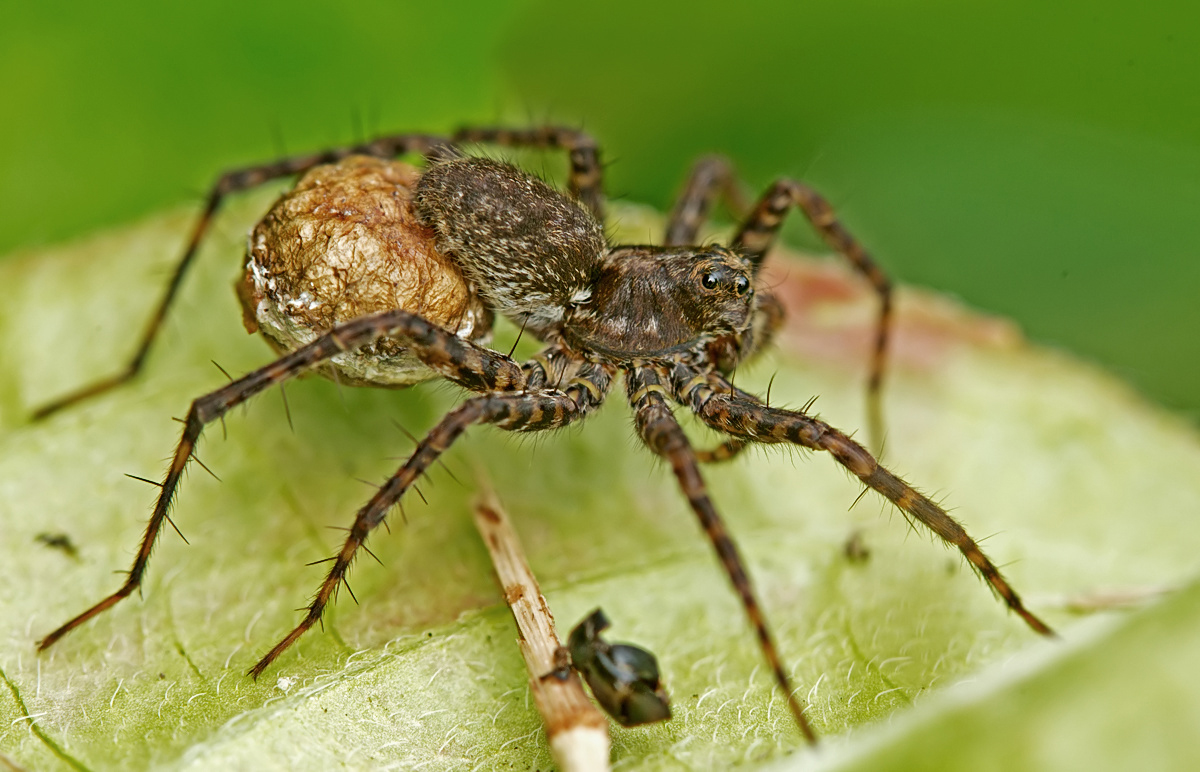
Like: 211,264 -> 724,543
1,196 -> 1198,770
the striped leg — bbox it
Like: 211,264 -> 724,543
673,364 -> 1054,638
734,180 -> 893,452
452,126 -> 605,220
663,155 -> 749,246
518,341 -> 580,391
694,438 -> 749,463
37,309 -> 528,652
697,290 -> 786,464
250,361 -> 616,677
33,133 -> 454,420
626,365 -> 817,742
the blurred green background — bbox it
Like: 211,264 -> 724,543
2,0 -> 1197,418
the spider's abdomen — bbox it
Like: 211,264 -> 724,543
242,156 -> 493,387
414,157 -> 606,334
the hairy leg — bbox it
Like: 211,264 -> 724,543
251,360 -> 615,676
38,309 -> 530,651
663,155 -> 749,247
626,365 -> 816,741
696,290 -> 786,464
672,363 -> 1054,637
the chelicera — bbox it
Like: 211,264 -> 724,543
35,127 -> 1054,742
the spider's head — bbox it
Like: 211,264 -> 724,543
561,245 -> 757,358
686,248 -> 756,329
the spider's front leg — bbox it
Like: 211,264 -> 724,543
626,365 -> 817,742
251,359 -> 615,677
37,309 -> 528,652
672,364 -> 1054,637
32,133 -> 455,420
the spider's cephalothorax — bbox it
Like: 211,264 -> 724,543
562,244 -> 755,358
36,127 -> 1054,744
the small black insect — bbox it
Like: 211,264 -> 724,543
548,608 -> 671,727
35,127 -> 1054,742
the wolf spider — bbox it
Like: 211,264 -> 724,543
35,126 -> 1053,742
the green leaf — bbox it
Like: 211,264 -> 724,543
1,194 -> 1198,770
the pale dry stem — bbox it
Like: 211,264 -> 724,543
472,489 -> 610,772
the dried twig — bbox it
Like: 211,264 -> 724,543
472,490 -> 610,771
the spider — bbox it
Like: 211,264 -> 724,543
35,126 -> 1054,742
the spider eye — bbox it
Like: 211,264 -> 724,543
733,276 -> 750,296
701,273 -> 720,290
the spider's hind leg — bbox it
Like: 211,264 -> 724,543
32,132 -> 454,420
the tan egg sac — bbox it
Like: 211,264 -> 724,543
239,156 -> 493,387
